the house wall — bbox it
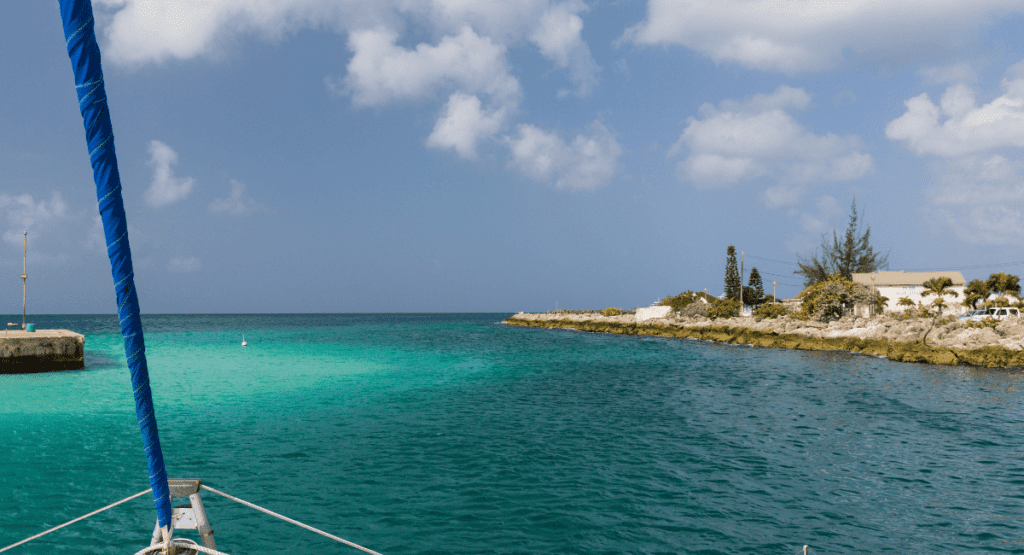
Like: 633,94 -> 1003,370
878,285 -> 967,314
636,306 -> 673,322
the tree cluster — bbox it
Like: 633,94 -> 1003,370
723,246 -> 767,308
963,272 -> 1022,309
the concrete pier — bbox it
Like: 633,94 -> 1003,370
0,329 -> 84,373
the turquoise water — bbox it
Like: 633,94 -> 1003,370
2,313 -> 1024,554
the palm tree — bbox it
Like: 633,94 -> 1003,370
897,296 -> 915,312
986,272 -> 1021,304
920,277 -> 959,315
963,279 -> 989,310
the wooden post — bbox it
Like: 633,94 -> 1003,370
21,231 -> 27,330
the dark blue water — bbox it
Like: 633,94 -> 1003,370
2,314 -> 1023,554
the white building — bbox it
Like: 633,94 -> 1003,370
852,271 -> 966,314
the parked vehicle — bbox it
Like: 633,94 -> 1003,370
969,307 -> 1022,321
959,309 -> 987,321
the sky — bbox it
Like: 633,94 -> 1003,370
3,1 -> 1024,314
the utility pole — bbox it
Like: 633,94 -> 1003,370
739,251 -> 744,309
773,281 -> 777,304
21,230 -> 27,330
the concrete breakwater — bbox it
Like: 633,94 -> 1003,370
504,313 -> 1024,368
0,329 -> 84,373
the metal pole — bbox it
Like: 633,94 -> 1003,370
773,281 -> 777,303
21,231 -> 27,330
740,251 -> 744,309
189,491 -> 217,550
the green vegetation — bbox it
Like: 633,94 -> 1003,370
875,295 -> 889,313
708,298 -> 740,319
959,273 -> 1020,311
920,276 -> 958,315
987,272 -> 1021,300
601,307 -> 621,317
746,268 -> 764,307
796,200 -> 888,286
796,274 -> 879,322
753,303 -> 787,319
963,279 -> 989,310
658,290 -> 715,312
724,246 -> 741,301
679,301 -> 710,318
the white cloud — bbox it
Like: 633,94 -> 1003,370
671,86 -> 872,204
145,140 -> 194,209
169,256 -> 201,273
95,0 -> 597,96
888,60 -> 1024,245
530,1 -> 600,96
0,192 -> 70,247
93,1 -> 607,175
623,0 -> 1022,73
210,180 -> 260,215
339,26 -> 520,107
94,0 -> 390,66
886,75 -> 1024,158
506,121 -> 621,191
335,26 -> 522,159
426,93 -> 508,159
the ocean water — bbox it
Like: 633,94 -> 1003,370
2,313 -> 1024,555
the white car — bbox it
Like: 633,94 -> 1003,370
959,309 -> 986,321
969,307 -> 1021,321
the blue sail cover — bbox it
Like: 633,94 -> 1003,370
58,0 -> 173,531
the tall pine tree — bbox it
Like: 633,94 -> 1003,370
725,246 -> 741,301
746,268 -> 764,307
796,200 -> 888,286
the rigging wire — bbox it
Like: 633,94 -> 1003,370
745,254 -> 801,267
747,252 -> 1024,274
0,489 -> 153,553
902,260 -> 1024,272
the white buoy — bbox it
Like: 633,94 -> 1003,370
241,334 -> 247,347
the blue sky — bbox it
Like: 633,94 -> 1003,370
3,1 -> 1024,313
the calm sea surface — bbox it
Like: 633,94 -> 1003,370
2,313 -> 1024,554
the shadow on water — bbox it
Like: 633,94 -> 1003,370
84,350 -> 120,371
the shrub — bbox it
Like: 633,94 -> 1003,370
659,291 -> 716,312
679,301 -> 709,318
708,298 -> 740,319
798,273 -> 881,322
601,307 -> 621,317
753,303 -> 787,319
966,319 -> 999,329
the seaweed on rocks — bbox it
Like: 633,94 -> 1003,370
504,316 -> 1024,368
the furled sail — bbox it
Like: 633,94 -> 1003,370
58,0 -> 173,532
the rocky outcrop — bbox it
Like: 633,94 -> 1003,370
504,314 -> 1024,368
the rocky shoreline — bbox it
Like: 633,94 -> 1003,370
504,312 -> 1024,368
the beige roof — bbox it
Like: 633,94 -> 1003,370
852,270 -> 965,287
